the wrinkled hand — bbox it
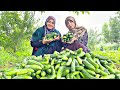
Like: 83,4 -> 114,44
42,36 -> 53,44
70,37 -> 77,43
53,35 -> 60,41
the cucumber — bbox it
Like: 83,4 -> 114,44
12,75 -> 32,79
104,65 -> 115,74
71,59 -> 76,72
76,48 -> 83,54
61,61 -> 67,66
75,59 -> 80,66
85,69 -> 96,76
25,65 -> 42,71
99,69 -> 108,76
40,60 -> 49,65
51,59 -> 55,65
75,66 -> 84,71
51,66 -> 56,75
87,58 -> 99,69
57,66 -> 65,79
95,74 -> 100,78
95,68 -> 101,73
73,76 -> 77,79
77,52 -> 85,58
55,64 -> 60,70
16,68 -> 34,75
63,68 -> 70,76
27,60 -> 43,68
40,77 -> 48,79
79,72 -> 85,78
100,74 -> 115,79
62,56 -> 69,61
36,70 -> 41,75
66,58 -> 72,66
3,74 -> 12,79
36,74 -> 41,79
85,53 -> 91,58
64,52 -> 70,57
47,74 -> 56,79
66,74 -> 70,79
55,59 -> 62,64
82,60 -> 95,71
95,55 -> 108,60
31,72 -> 36,77
43,64 -> 51,70
4,70 -> 17,76
81,70 -> 97,79
96,60 -> 105,71
46,68 -> 52,74
76,74 -> 81,79
41,71 -> 46,77
71,71 -> 80,79
76,56 -> 82,64
99,60 -> 108,66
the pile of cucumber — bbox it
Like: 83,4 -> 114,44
1,48 -> 120,79
62,32 -> 73,43
44,32 -> 58,40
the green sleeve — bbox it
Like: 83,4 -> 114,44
31,27 -> 45,47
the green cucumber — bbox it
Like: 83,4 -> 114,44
100,74 -> 115,79
57,66 -> 65,79
81,70 -> 97,79
71,59 -> 76,72
87,58 -> 99,68
76,56 -> 82,64
66,58 -> 72,66
82,60 -> 95,71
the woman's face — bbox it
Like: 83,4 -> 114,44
46,19 -> 55,30
66,20 -> 76,30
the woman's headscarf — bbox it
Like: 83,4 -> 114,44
65,16 -> 87,39
44,16 -> 56,36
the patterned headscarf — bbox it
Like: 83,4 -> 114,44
44,16 -> 56,35
65,16 -> 87,39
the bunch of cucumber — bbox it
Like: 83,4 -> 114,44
62,32 -> 73,43
1,48 -> 120,79
44,32 -> 58,40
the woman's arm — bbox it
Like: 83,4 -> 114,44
30,27 -> 44,48
78,31 -> 88,46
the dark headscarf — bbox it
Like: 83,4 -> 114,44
44,16 -> 56,36
65,16 -> 87,39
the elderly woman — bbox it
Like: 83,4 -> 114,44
30,16 -> 63,56
63,16 -> 90,53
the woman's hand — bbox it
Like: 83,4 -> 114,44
42,36 -> 53,44
53,35 -> 60,41
70,37 -> 77,43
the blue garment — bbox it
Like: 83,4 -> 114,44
30,26 -> 63,56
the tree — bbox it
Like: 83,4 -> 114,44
0,11 -> 36,52
109,11 -> 120,44
88,28 -> 102,51
102,22 -> 111,43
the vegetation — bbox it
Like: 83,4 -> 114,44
0,11 -> 119,73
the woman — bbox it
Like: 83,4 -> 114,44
63,16 -> 90,53
30,16 -> 63,56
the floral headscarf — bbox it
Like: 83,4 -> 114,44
65,16 -> 87,39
